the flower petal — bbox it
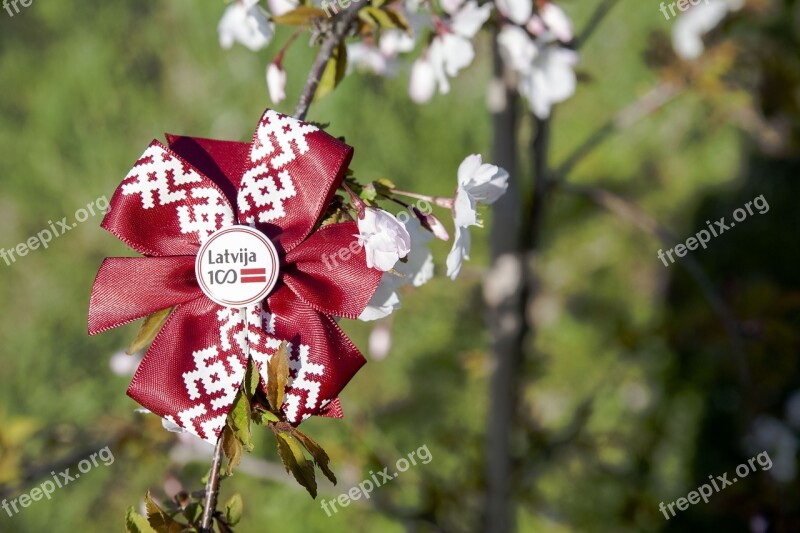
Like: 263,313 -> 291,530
446,224 -> 471,280
217,0 -> 274,52
453,185 -> 478,227
409,57 -> 437,104
238,109 -> 354,254
89,256 -> 202,335
450,0 -> 492,38
496,0 -> 532,26
267,63 -> 287,104
358,274 -> 403,321
102,140 -> 236,257
282,222 -> 383,319
539,2 -> 574,43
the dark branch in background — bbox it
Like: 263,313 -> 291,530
0,431 -> 126,500
574,0 -> 623,50
553,82 -> 682,183
557,183 -> 750,389
483,31 -> 523,533
198,439 -> 224,533
293,1 -> 366,120
483,2 -> 627,529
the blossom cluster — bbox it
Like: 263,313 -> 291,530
216,0 -> 581,117
216,0 -> 744,116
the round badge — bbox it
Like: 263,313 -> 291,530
195,225 -> 280,308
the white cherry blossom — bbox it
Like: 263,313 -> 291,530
217,0 -> 275,52
497,25 -> 539,72
498,24 -> 578,118
380,29 -> 416,56
409,57 -> 437,103
266,62 -> 287,104
357,208 -> 412,271
359,273 -> 404,321
496,0 -> 532,26
359,218 -> 434,320
348,43 -> 396,76
447,155 -> 509,280
411,1 -> 491,101
539,2 -> 573,42
446,223 -> 472,280
268,0 -> 297,17
453,154 -> 509,227
519,45 -> 578,119
672,0 -> 744,60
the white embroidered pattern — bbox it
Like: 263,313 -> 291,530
177,188 -> 235,243
238,111 -> 318,224
170,306 -> 323,441
121,143 -> 234,242
283,343 -> 325,424
250,110 -> 318,168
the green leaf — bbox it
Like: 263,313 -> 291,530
126,507 -> 158,533
224,494 -> 244,527
358,6 -> 397,29
145,492 -> 185,533
275,431 -> 318,498
384,8 -> 411,32
376,178 -> 396,190
252,407 -> 280,425
314,41 -> 347,102
359,183 -> 378,203
227,388 -> 253,452
222,426 -> 243,476
292,428 -> 337,485
267,343 -> 289,412
127,307 -> 173,354
244,357 -> 261,400
271,6 -> 325,25
182,502 -> 202,526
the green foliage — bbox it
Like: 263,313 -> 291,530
144,492 -> 184,533
225,494 -> 243,527
3,0 -> 799,531
266,343 -> 289,412
270,6 -> 325,26
125,507 -> 157,533
314,42 -> 347,102
127,308 -> 173,355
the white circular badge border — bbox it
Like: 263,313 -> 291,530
195,225 -> 280,308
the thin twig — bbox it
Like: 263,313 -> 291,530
553,82 -> 682,183
200,309 -> 250,531
293,2 -> 366,120
558,182 -> 750,388
199,438 -> 225,533
575,0 -> 623,50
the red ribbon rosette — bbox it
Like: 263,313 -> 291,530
89,109 -> 382,443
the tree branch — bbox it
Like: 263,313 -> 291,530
483,32 -> 523,533
293,2 -> 365,120
198,438 -> 224,533
553,82 -> 682,183
558,182 -> 750,388
575,0 -> 623,51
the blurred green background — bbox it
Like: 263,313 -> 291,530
1,0 -> 799,531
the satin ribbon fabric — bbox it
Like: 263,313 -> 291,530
89,109 -> 381,443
